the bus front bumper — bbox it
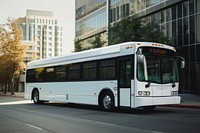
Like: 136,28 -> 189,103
134,96 -> 181,108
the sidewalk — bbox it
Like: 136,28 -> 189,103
0,92 -> 200,109
169,94 -> 200,109
0,92 -> 24,98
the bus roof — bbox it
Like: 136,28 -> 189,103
27,42 -> 175,69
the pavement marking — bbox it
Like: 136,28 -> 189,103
95,121 -> 118,127
0,100 -> 32,105
26,124 -> 43,130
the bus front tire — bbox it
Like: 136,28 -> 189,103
100,92 -> 114,111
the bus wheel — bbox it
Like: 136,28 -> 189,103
33,89 -> 40,104
100,92 -> 114,111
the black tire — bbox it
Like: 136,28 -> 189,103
100,92 -> 114,111
32,89 -> 40,104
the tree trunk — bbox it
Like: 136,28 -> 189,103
4,82 -> 7,94
11,77 -> 15,95
10,76 -> 15,95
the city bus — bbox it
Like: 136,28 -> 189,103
25,42 -> 185,111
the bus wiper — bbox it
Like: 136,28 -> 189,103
145,71 -> 156,88
169,73 -> 176,88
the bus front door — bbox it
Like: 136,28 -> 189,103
118,58 -> 131,107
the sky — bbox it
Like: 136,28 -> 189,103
0,0 -> 75,54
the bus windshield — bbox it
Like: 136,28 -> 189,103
138,55 -> 179,84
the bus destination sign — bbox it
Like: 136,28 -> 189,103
141,47 -> 176,57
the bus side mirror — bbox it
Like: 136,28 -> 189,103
181,60 -> 185,69
138,54 -> 145,64
177,56 -> 185,69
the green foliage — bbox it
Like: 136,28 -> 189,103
140,22 -> 171,44
90,34 -> 106,48
74,38 -> 83,52
74,35 -> 106,52
108,15 -> 170,45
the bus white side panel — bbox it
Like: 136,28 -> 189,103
120,88 -> 131,107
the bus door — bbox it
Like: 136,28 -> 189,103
118,58 -> 132,107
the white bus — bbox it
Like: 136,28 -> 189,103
25,42 -> 185,111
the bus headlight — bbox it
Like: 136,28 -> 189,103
138,91 -> 150,96
171,91 -> 178,96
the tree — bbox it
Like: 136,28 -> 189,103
90,34 -> 106,48
108,15 -> 170,45
0,18 -> 27,94
108,15 -> 142,45
74,35 -> 106,52
141,22 -> 170,44
74,38 -> 83,52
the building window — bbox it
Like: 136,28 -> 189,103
196,45 -> 200,62
49,26 -> 52,30
197,0 -> 200,13
166,8 -> 172,21
196,14 -> 200,43
190,15 -> 195,44
189,0 -> 195,15
178,19 -> 183,46
183,17 -> 189,46
172,5 -> 177,20
190,45 -> 195,62
161,10 -> 166,23
183,1 -> 189,17
177,3 -> 183,18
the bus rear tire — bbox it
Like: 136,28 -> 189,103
100,92 -> 114,111
32,89 -> 40,104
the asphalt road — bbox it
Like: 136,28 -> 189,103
0,97 -> 200,133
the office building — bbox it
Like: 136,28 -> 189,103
75,0 -> 200,94
18,9 -> 63,61
75,0 -> 108,47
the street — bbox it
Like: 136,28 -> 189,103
0,96 -> 200,133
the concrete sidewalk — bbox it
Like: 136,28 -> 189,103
0,92 -> 200,109
0,92 -> 24,98
169,94 -> 200,109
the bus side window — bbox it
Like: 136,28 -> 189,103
55,65 -> 67,81
99,59 -> 116,80
68,64 -> 81,80
82,62 -> 97,80
35,68 -> 44,82
45,67 -> 55,82
26,69 -> 35,83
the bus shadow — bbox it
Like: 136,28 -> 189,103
43,102 -> 174,115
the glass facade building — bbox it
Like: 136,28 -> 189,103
75,0 -> 200,94
75,0 -> 108,47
